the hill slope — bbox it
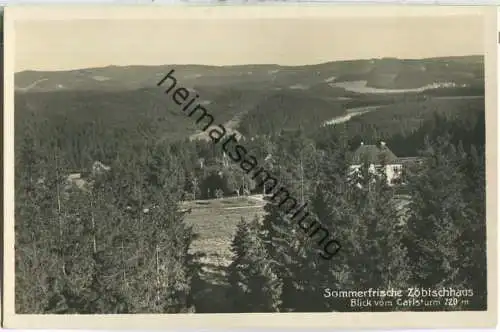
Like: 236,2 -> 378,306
15,55 -> 483,93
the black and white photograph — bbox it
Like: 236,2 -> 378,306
2,5 -> 497,329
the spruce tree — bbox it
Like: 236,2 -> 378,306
311,140 -> 410,311
406,136 -> 472,300
228,216 -> 283,312
128,145 -> 196,313
456,144 -> 486,309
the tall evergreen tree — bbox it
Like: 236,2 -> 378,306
406,136 -> 473,301
459,144 -> 486,309
228,216 -> 283,312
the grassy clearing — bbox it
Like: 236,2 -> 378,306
182,196 -> 266,312
182,196 -> 266,266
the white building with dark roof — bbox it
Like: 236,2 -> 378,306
349,141 -> 420,186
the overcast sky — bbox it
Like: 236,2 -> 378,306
13,10 -> 484,72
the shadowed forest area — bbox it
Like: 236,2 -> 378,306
14,56 -> 487,313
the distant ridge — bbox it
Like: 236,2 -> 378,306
14,55 -> 484,94
15,55 -> 483,75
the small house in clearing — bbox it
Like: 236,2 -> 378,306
349,141 -> 421,186
65,161 -> 111,193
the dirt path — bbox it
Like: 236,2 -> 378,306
15,78 -> 49,92
323,105 -> 384,126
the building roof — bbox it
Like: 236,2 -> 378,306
351,143 -> 398,164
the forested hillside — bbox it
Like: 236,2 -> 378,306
14,56 -> 487,313
15,56 -> 483,93
316,97 -> 485,156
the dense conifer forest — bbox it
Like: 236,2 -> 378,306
13,56 -> 487,313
